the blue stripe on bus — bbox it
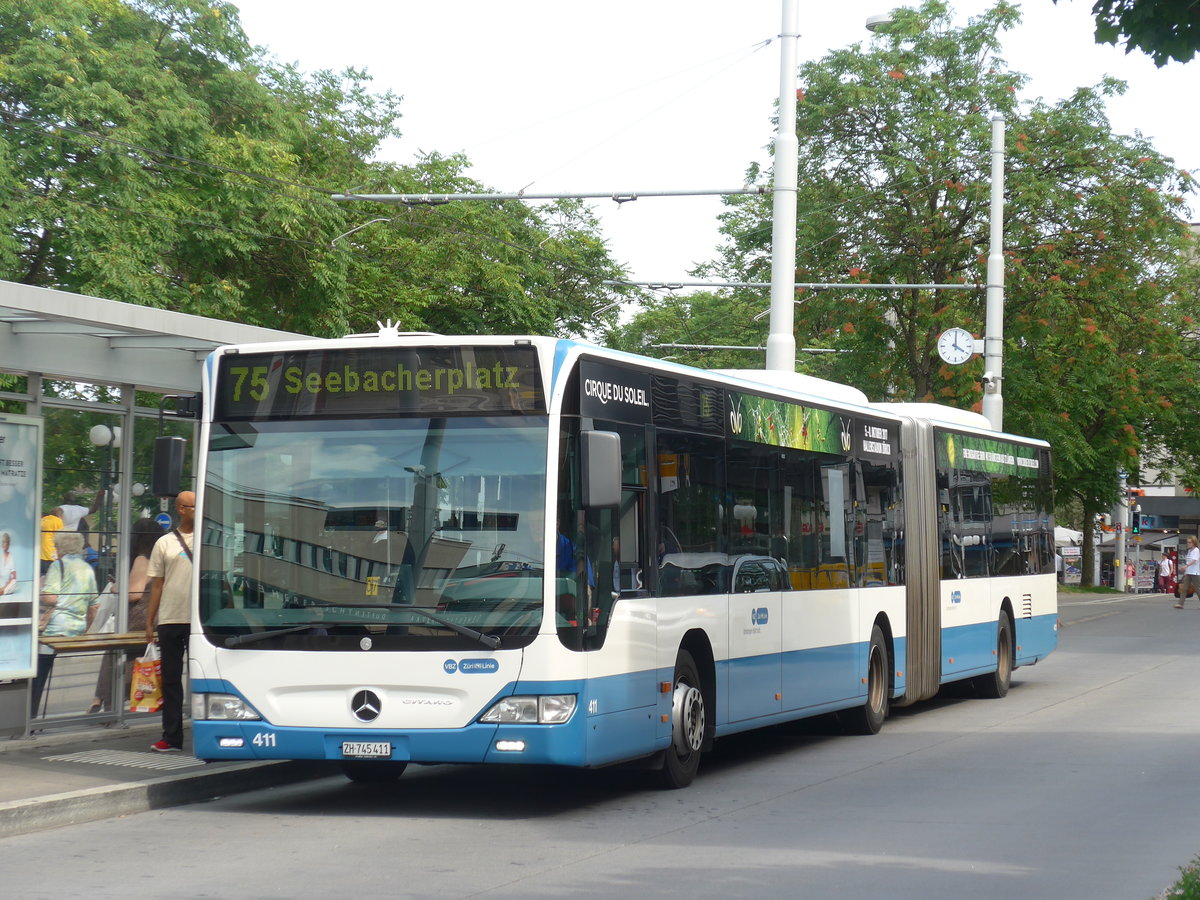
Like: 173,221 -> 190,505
191,618 -> 1052,767
551,340 -> 578,389
1014,613 -> 1058,665
940,612 -> 1058,681
190,676 -> 662,768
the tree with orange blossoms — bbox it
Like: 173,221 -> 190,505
698,1 -> 1199,583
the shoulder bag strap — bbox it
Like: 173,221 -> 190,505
172,528 -> 194,562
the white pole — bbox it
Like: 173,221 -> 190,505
765,0 -> 800,372
981,115 -> 1005,430
1115,469 -> 1128,591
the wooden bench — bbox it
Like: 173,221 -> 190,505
41,632 -> 149,654
32,632 -> 152,724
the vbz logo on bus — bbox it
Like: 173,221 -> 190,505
751,607 -> 769,626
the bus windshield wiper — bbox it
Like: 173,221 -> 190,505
244,602 -> 501,652
404,605 -> 501,649
225,622 -> 330,647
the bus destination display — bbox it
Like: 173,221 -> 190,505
214,345 -> 545,419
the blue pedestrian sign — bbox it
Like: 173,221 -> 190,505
155,512 -> 172,530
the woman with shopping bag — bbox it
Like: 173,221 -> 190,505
86,519 -> 164,714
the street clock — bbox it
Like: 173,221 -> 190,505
936,327 -> 975,365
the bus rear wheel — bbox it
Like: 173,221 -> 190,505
844,624 -> 889,735
974,613 -> 1013,699
341,760 -> 408,783
656,649 -> 705,789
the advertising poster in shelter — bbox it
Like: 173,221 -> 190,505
1061,545 -> 1082,586
0,415 -> 41,679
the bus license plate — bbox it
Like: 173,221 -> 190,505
341,741 -> 391,759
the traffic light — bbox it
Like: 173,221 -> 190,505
1132,517 -> 1140,535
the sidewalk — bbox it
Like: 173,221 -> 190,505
0,721 -> 326,838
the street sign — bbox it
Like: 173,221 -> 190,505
155,512 -> 172,530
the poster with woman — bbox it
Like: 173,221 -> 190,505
0,414 -> 42,680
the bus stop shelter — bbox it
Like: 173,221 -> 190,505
0,280 -> 307,737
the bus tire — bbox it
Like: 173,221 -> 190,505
845,624 -> 889,735
341,760 -> 408,783
657,649 -> 705,789
975,613 -> 1012,699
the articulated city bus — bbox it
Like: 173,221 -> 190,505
182,327 -> 1056,787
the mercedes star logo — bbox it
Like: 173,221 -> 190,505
351,689 -> 382,722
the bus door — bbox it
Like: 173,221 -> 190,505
782,459 -> 859,710
565,420 -> 656,765
726,443 -> 784,722
727,555 -> 784,721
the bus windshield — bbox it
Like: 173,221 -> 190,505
199,415 -> 549,650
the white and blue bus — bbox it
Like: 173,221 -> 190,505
184,328 -> 1057,787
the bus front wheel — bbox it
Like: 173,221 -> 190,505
657,649 -> 705,789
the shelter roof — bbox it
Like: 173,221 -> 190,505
0,281 -> 307,393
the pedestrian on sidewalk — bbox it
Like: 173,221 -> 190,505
39,507 -> 63,576
144,492 -> 194,752
87,518 -> 163,714
1157,550 -> 1175,594
1175,536 -> 1200,609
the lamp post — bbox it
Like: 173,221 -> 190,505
88,423 -> 121,588
980,115 -> 1006,431
1114,468 -> 1128,591
764,0 -> 799,372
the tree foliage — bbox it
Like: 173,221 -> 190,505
607,290 -> 770,370
1059,0 -> 1200,66
623,1 -> 1200,581
0,0 -> 629,338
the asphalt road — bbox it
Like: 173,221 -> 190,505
4,590 -> 1198,900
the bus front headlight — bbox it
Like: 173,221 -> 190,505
193,693 -> 262,721
480,694 -> 576,724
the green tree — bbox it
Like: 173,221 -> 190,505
331,153 -> 634,340
670,1 -> 1200,584
1057,0 -> 1200,66
607,290 -> 769,370
0,0 -> 627,338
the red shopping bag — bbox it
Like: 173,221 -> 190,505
129,643 -> 163,713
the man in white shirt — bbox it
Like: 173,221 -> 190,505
1157,551 -> 1175,594
145,491 -> 194,752
57,491 -> 101,531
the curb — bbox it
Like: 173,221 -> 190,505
0,721 -> 161,754
0,759 -> 328,838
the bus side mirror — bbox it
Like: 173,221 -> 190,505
152,436 -> 188,498
582,430 -> 621,509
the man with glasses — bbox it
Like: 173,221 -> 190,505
144,491 -> 195,752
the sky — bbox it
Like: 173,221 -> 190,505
228,0 -> 1197,290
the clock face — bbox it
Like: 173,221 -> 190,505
937,328 -> 974,365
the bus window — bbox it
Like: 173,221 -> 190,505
856,458 -> 904,587
655,430 -> 725,596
